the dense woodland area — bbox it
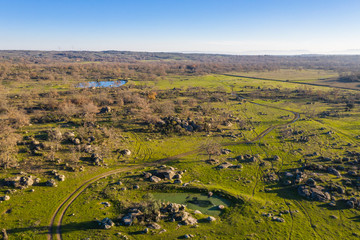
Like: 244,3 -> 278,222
2,51 -> 360,75
1,51 -> 360,86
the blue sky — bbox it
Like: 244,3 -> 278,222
1,0 -> 360,54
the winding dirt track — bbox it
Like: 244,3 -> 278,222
48,102 -> 300,240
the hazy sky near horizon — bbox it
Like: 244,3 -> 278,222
1,0 -> 360,54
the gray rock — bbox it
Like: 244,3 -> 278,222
1,229 -> 8,240
173,174 -> 182,179
20,176 -> 34,187
121,215 -> 133,226
306,178 -> 316,187
101,202 -> 111,207
0,195 -> 10,201
273,155 -> 281,161
115,232 -> 129,239
221,149 -> 232,154
155,169 -> 175,180
298,185 -> 330,202
147,223 -> 161,229
83,144 -> 93,153
272,216 -> 285,222
284,180 -> 292,186
150,176 -> 161,183
236,155 -> 245,161
4,177 -> 21,187
182,216 -> 197,225
47,129 -> 62,141
205,159 -> 219,165
206,216 -> 216,222
217,162 -> 233,169
56,175 -> 65,181
99,106 -> 111,113
64,132 -> 75,139
45,179 -> 57,187
284,172 -> 294,178
174,179 -> 182,184
73,138 -> 81,145
99,217 -> 114,229
143,172 -> 152,179
328,167 -> 341,177
346,198 -> 360,209
120,149 -> 131,156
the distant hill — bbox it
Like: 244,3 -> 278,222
2,50 -> 360,72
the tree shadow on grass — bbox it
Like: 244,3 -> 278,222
349,215 -> 360,222
264,183 -> 302,201
317,199 -> 348,211
128,230 -> 147,235
7,221 -> 99,236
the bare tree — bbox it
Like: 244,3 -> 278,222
201,139 -> 221,160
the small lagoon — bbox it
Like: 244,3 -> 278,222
153,192 -> 231,216
76,80 -> 127,88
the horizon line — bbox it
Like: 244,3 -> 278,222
1,49 -> 360,56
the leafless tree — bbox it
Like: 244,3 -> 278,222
201,139 -> 221,160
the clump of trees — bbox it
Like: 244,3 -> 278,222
0,123 -> 20,169
338,73 -> 360,82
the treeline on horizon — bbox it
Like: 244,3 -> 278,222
1,50 -> 360,82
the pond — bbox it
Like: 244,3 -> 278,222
76,80 -> 127,88
153,192 -> 231,216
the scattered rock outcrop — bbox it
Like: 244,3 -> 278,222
143,166 -> 184,182
4,175 -> 37,189
90,153 -> 104,166
298,185 -> 330,202
156,116 -> 204,133
272,216 -> 285,222
120,202 -> 197,228
98,217 -> 115,229
237,154 -> 259,163
346,198 -> 360,209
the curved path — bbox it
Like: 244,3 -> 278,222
48,101 -> 300,240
